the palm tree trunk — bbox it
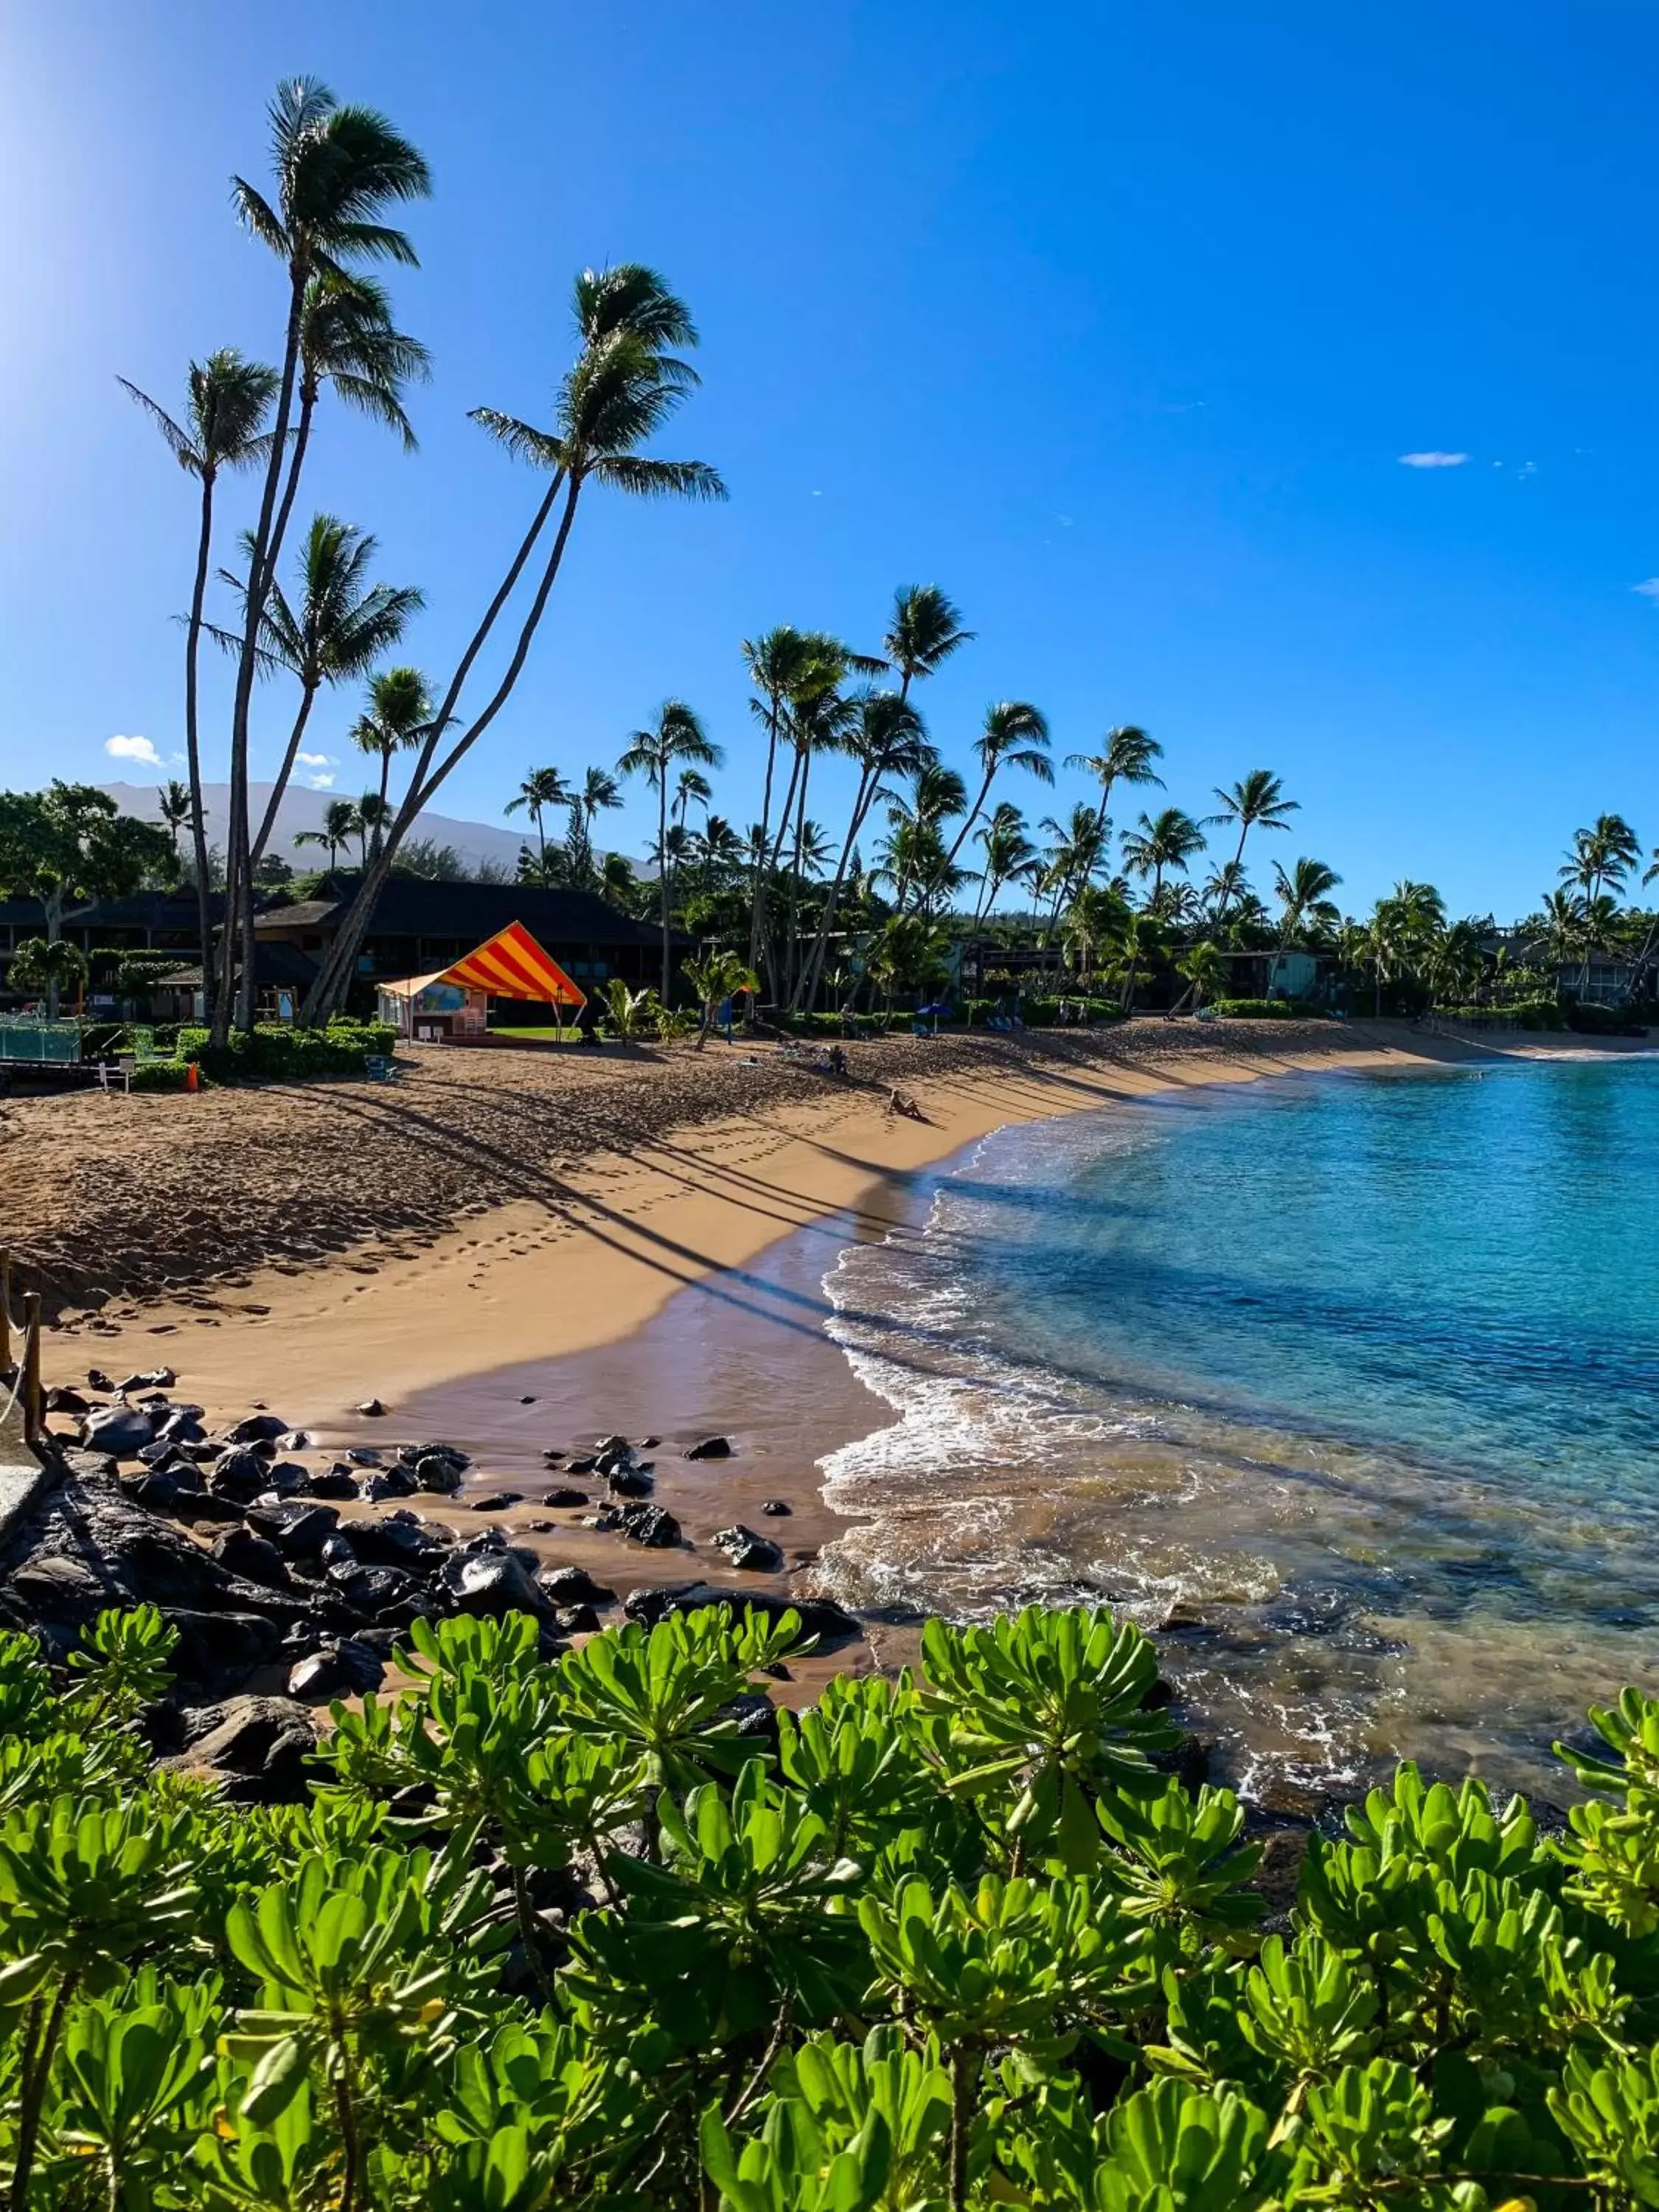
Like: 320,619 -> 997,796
302,476 -> 579,1026
746,705 -> 780,981
658,780 -> 671,1003
795,769 -> 873,1016
784,756 -> 812,1005
943,768 -> 995,872
759,744 -> 804,1002
184,473 -> 219,1009
535,807 -> 548,886
220,264 -> 307,1045
1091,773 -> 1116,841
372,745 -> 393,865
249,686 -> 319,872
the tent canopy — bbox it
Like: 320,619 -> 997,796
379,921 -> 586,1008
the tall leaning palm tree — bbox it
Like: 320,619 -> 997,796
1207,770 -> 1298,921
944,701 -> 1053,870
303,264 -> 726,1026
220,77 -> 431,1040
237,515 -> 423,874
352,667 -> 434,860
506,766 -> 574,886
619,703 -> 724,1000
1065,724 -> 1164,841
119,348 -> 279,998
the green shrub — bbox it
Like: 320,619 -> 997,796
128,1059 -> 192,1092
5,1596 -> 1654,2207
1208,997 -> 1329,1020
174,1020 -> 397,1083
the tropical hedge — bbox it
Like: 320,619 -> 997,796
3,1599 -> 1658,2208
173,1022 -> 398,1083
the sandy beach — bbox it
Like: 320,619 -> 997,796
17,1017 -> 1638,1649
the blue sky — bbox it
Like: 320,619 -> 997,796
4,1 -> 1658,919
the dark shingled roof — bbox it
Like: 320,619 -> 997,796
259,873 -> 663,949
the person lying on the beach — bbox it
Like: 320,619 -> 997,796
886,1085 -> 929,1122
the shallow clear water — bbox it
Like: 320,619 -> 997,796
817,1056 -> 1659,1801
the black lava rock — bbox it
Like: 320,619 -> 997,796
210,1528 -> 291,1590
538,1565 -> 617,1608
710,1526 -> 784,1573
686,1436 -> 731,1461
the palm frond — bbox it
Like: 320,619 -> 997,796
230,177 -> 288,255
116,380 -> 200,473
468,408 -> 566,470
587,455 -> 728,501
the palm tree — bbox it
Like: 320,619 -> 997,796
883,764 -> 969,911
305,264 -> 724,1025
970,805 -> 1039,931
119,348 -> 279,998
742,626 -> 809,980
764,660 -> 863,1003
237,515 -> 423,873
672,767 -> 712,834
506,766 -> 574,886
268,271 -> 430,567
156,780 -> 195,860
1207,771 -> 1298,920
220,77 -> 431,1041
1038,804 -> 1110,932
1065,724 -> 1164,841
564,766 -> 623,885
1114,911 -> 1163,1015
597,977 -> 661,1040
1176,940 -> 1227,1011
794,691 -> 931,1013
696,814 -> 746,896
681,949 -> 759,1048
1061,883 -> 1130,986
293,796 -> 361,873
352,668 -> 434,860
1266,856 -> 1343,995
619,703 -> 723,1000
865,914 -> 951,1026
883,585 -> 974,701
1121,807 -> 1206,904
944,702 -> 1052,870
352,793 -> 391,866
1560,815 -> 1641,989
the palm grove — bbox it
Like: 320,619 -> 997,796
2,78 -> 1656,1040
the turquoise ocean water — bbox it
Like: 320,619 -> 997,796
816,1054 -> 1659,1798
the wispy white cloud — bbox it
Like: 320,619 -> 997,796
105,734 -> 163,766
1399,451 -> 1470,469
1632,580 -> 1659,604
296,751 -> 334,768
300,771 -> 336,790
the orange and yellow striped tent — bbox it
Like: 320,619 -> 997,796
380,922 -> 586,1009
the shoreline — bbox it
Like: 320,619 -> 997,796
34,1021 -> 1647,1653
46,1020 -> 1570,1416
